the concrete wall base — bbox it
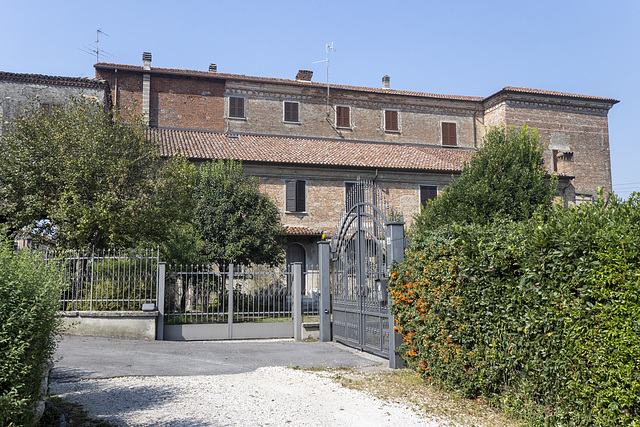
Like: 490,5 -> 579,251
61,311 -> 157,341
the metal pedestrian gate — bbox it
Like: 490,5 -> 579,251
329,179 -> 404,361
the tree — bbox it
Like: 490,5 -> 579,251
413,124 -> 555,238
0,96 -> 197,249
193,160 -> 285,267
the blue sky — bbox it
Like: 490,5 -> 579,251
2,0 -> 638,197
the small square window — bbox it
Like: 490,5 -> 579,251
420,185 -> 438,207
384,110 -> 399,132
336,106 -> 350,128
286,180 -> 306,212
229,97 -> 245,118
442,122 -> 457,146
284,101 -> 299,123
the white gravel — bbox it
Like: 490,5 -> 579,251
50,366 -> 450,426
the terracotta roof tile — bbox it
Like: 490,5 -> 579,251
154,128 -> 473,173
284,226 -> 322,236
493,86 -> 619,104
95,63 -> 482,102
0,71 -> 108,89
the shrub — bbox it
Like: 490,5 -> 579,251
390,195 -> 640,425
0,237 -> 64,426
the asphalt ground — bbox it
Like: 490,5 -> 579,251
51,335 -> 387,381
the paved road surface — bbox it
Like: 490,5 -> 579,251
52,335 -> 387,380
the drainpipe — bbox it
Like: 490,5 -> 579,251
114,68 -> 118,109
473,102 -> 479,148
142,52 -> 152,126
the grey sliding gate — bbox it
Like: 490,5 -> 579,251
330,179 -> 403,359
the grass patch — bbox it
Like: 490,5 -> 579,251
303,367 -> 524,427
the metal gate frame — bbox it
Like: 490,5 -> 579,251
318,179 -> 405,367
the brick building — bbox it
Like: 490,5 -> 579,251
94,53 -> 618,268
0,71 -> 109,135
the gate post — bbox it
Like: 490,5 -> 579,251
292,262 -> 303,341
317,241 -> 331,342
156,262 -> 165,340
387,221 -> 406,369
228,264 -> 234,340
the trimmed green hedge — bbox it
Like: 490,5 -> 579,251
0,238 -> 64,426
389,195 -> 640,425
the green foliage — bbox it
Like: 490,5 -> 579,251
193,160 -> 285,267
390,196 -> 640,425
413,124 -> 555,240
0,237 -> 64,426
0,97 -> 197,249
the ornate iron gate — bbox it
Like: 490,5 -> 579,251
330,179 -> 403,358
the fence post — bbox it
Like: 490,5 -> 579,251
387,221 -> 406,369
318,241 -> 331,342
293,262 -> 302,341
228,264 -> 234,340
156,262 -> 165,340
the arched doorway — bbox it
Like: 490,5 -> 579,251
286,243 -> 306,294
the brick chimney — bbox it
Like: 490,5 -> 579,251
209,63 -> 217,72
382,75 -> 390,89
296,70 -> 313,81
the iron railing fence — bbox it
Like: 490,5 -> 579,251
165,264 -> 293,325
44,248 -> 159,311
302,266 -> 320,322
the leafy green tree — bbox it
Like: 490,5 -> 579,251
413,124 -> 555,240
193,160 -> 285,267
0,96 -> 197,249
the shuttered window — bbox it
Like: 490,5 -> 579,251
420,185 -> 438,208
284,101 -> 299,122
442,122 -> 457,146
286,180 -> 306,212
336,106 -> 350,128
229,97 -> 245,118
384,110 -> 399,131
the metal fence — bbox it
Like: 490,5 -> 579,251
45,248 -> 160,311
303,266 -> 320,323
164,263 -> 292,324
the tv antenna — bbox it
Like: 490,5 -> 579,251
313,42 -> 335,115
79,29 -> 114,63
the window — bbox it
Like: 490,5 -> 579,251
336,106 -> 350,128
40,103 -> 60,115
420,185 -> 438,208
384,110 -> 399,132
229,97 -> 245,118
286,180 -> 305,212
442,122 -> 457,146
283,101 -> 299,123
345,181 -> 365,209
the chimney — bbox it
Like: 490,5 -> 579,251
209,63 -> 217,72
382,75 -> 390,89
296,70 -> 313,81
142,52 -> 152,125
142,52 -> 152,71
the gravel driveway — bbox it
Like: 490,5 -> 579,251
50,336 -> 451,426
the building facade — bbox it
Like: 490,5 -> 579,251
0,71 -> 109,136
94,54 -> 617,268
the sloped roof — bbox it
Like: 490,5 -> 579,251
284,226 -> 323,236
95,62 -> 482,102
154,128 -> 473,173
490,86 -> 619,104
0,71 -> 108,89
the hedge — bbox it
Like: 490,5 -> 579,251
0,237 -> 64,426
389,195 -> 640,425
